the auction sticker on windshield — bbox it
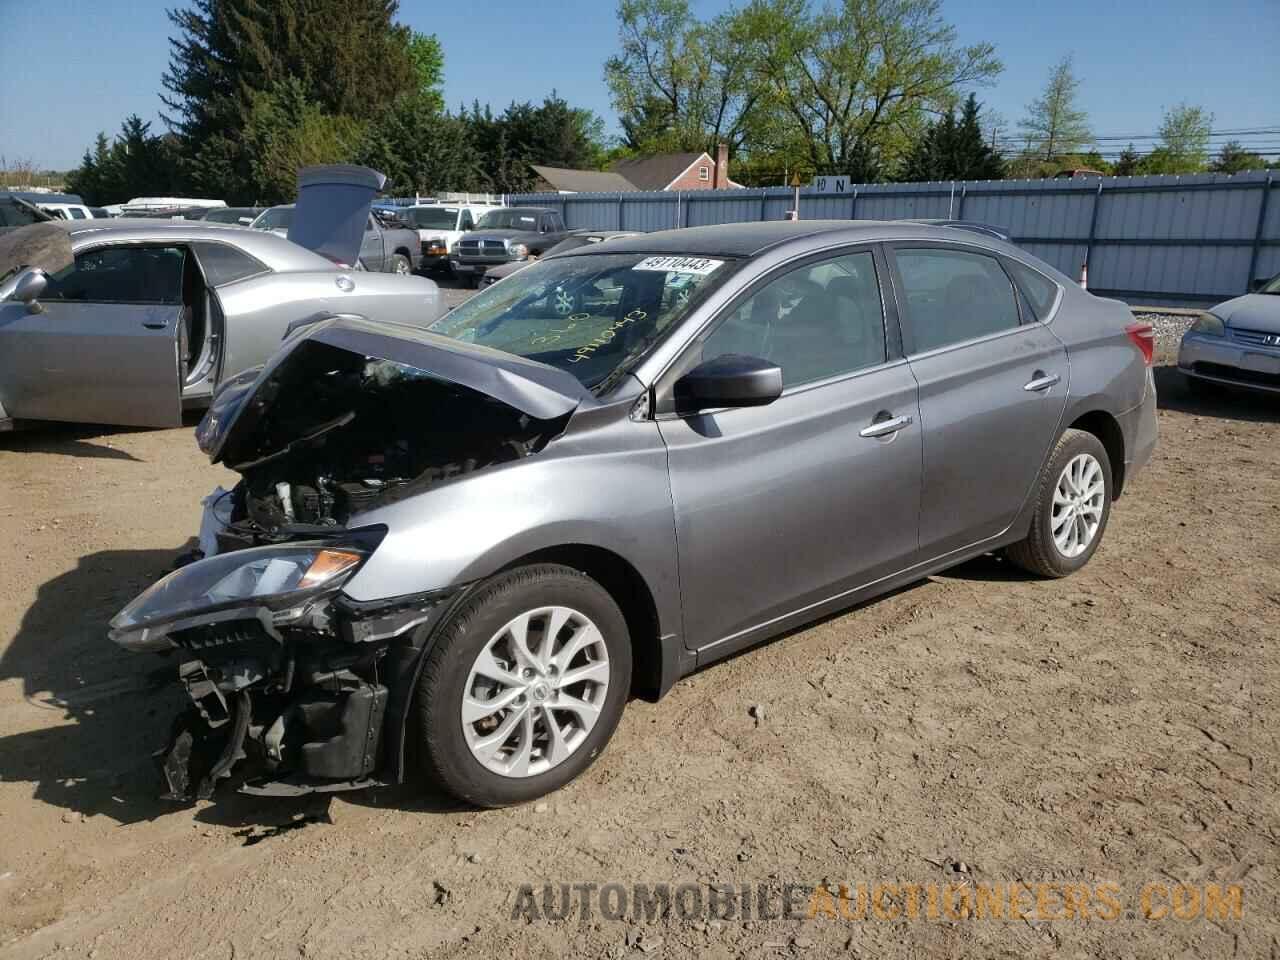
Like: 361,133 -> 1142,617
633,255 -> 724,275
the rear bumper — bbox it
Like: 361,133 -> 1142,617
1178,333 -> 1280,394
1117,366 -> 1158,493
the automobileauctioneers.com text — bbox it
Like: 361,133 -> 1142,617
510,880 -> 1244,924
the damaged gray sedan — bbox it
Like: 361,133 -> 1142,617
109,221 -> 1158,807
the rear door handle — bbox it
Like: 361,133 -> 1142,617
860,414 -> 913,438
1023,373 -> 1061,392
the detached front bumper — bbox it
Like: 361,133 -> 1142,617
140,588 -> 456,802
1178,332 -> 1280,394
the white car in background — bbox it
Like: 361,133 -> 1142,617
400,203 -> 500,274
38,202 -> 96,221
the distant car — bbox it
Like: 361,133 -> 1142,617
110,220 -> 1157,807
251,204 -> 421,273
0,166 -> 445,430
39,202 -> 95,221
1178,273 -> 1280,395
197,206 -> 265,226
400,203 -> 500,274
88,207 -> 113,219
452,206 -> 574,287
480,231 -> 640,288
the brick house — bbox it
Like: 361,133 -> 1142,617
530,145 -> 743,194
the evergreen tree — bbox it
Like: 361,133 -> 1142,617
1112,143 -> 1141,175
902,94 -> 1004,181
1019,55 -> 1091,160
1210,140 -> 1267,174
161,0 -> 416,197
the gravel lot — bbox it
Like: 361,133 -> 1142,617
0,298 -> 1276,960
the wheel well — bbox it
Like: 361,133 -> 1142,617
1068,411 -> 1126,497
394,247 -> 413,259
500,545 -> 664,700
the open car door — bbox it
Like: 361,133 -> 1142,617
0,237 -> 184,427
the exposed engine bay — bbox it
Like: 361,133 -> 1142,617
115,338 -> 572,800
216,339 -> 566,550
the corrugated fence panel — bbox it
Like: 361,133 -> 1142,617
508,173 -> 1280,304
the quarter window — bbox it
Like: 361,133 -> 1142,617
42,245 -> 185,304
702,251 -> 886,386
1005,259 -> 1059,321
893,248 -> 1021,353
191,241 -> 267,286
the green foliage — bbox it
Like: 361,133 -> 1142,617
465,94 -> 609,193
1140,103 -> 1212,173
1210,140 -> 1268,174
1018,55 -> 1091,160
358,100 -> 481,196
1113,143 -> 1141,176
241,79 -> 368,204
735,0 -> 1001,178
65,116 -> 181,205
901,94 -> 1005,181
405,32 -> 446,110
160,0 -> 416,198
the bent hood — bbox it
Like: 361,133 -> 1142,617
0,221 -> 73,284
1212,293 -> 1280,334
199,316 -> 595,466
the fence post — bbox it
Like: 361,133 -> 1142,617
682,192 -> 691,228
850,188 -> 858,220
956,184 -> 967,220
560,195 -> 568,227
760,188 -> 768,223
1248,174 -> 1273,291
1084,180 -> 1105,279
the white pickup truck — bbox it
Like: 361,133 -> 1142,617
400,203 -> 500,275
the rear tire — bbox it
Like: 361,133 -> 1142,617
415,564 -> 632,807
1006,429 -> 1113,578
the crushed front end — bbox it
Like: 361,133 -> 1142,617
109,533 -> 455,801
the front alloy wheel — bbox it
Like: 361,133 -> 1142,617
415,564 -> 631,806
462,606 -> 610,778
1051,453 -> 1105,558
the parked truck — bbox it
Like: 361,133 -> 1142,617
251,205 -> 422,273
450,206 -> 573,287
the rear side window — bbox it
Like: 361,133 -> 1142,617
192,241 -> 267,286
893,247 -> 1021,354
1005,259 -> 1059,321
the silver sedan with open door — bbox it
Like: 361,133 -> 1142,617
0,166 -> 445,431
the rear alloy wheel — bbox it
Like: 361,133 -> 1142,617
415,564 -> 631,807
1006,428 -> 1113,578
390,254 -> 411,275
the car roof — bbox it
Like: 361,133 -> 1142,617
571,220 -> 1023,259
55,218 -> 334,272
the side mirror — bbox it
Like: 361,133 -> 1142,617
0,268 -> 49,312
674,354 -> 783,413
238,216 -> 253,225
1251,277 -> 1269,292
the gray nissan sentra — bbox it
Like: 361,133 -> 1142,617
109,220 -> 1158,807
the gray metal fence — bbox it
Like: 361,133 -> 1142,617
511,171 -> 1279,307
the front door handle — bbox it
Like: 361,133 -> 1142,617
142,321 -> 168,329
1023,372 -> 1061,392
860,414 -> 913,438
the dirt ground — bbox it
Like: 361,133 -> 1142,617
1,335 -> 1277,958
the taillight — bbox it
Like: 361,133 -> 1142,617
1125,321 -> 1154,366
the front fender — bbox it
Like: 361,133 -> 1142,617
341,412 -> 681,640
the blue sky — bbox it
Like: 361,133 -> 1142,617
1,0 -> 1275,170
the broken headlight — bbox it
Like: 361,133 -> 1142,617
109,538 -> 379,653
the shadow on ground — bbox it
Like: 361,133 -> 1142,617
0,541 -> 470,827
1153,365 -> 1280,423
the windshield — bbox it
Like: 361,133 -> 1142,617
0,222 -> 74,283
407,207 -> 460,230
254,207 -> 293,230
475,209 -> 540,231
428,252 -> 736,388
1260,273 -> 1280,295
205,207 -> 253,224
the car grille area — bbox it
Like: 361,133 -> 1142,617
1192,361 -> 1280,389
457,238 -> 509,258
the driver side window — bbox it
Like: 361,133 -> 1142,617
42,245 -> 185,305
702,251 -> 887,387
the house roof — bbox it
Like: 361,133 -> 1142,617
609,152 -> 710,191
531,166 -> 638,193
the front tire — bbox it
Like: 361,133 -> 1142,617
389,253 -> 411,275
1006,429 -> 1113,578
415,564 -> 632,807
